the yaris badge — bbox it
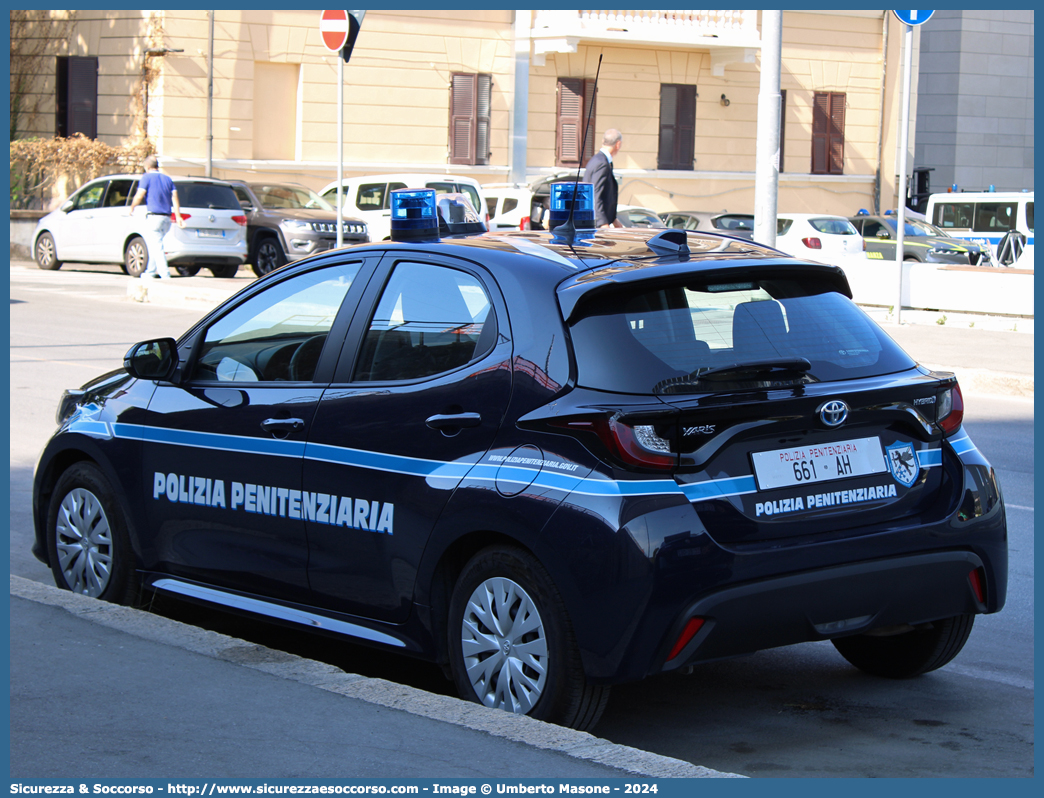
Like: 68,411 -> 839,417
886,441 -> 919,487
818,400 -> 848,427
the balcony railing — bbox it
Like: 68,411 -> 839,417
529,9 -> 761,71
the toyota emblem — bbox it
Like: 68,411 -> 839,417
819,400 -> 849,427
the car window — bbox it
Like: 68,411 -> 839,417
232,186 -> 253,207
458,185 -> 483,215
502,197 -> 518,215
485,197 -> 499,217
973,202 -> 1017,233
932,201 -> 974,230
175,182 -> 241,210
1026,202 -> 1033,232
777,219 -> 794,235
356,183 -> 388,211
862,220 -> 888,237
194,263 -> 360,383
253,184 -> 332,211
72,182 -> 106,211
102,179 -> 134,208
809,218 -> 858,236
716,215 -> 754,231
353,262 -> 496,382
569,277 -> 915,394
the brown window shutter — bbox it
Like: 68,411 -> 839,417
812,91 -> 845,174
828,92 -> 845,174
556,78 -> 596,167
475,74 -> 492,165
658,84 -> 696,170
450,73 -> 476,164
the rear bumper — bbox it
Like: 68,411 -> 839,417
659,550 -> 989,672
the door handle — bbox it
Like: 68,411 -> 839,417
261,417 -> 305,435
425,412 -> 482,432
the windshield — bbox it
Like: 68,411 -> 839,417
569,276 -> 916,394
252,184 -> 333,212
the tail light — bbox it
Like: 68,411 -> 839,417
968,567 -> 986,604
667,617 -> 706,661
232,215 -> 248,226
174,212 -> 191,221
520,217 -> 530,231
801,237 -> 822,249
937,383 -> 964,436
550,415 -> 676,469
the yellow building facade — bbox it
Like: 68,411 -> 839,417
13,9 -> 919,217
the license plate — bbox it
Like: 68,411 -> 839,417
751,437 -> 887,490
197,228 -> 225,238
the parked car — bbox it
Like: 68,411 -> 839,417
774,213 -> 866,266
847,213 -> 992,265
660,210 -> 756,239
483,173 -> 579,231
616,206 -> 666,228
320,174 -> 488,241
32,174 -> 248,278
227,181 -> 368,277
34,189 -> 1005,733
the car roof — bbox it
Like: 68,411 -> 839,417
323,173 -> 483,187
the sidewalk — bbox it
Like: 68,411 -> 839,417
10,576 -> 741,779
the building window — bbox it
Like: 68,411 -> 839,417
449,73 -> 492,165
779,89 -> 787,174
56,56 -> 97,139
658,84 -> 696,171
812,91 -> 845,175
556,78 -> 596,167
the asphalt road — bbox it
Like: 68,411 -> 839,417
8,259 -> 1034,778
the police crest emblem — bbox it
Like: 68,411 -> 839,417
885,441 -> 919,487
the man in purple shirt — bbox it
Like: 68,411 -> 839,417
129,155 -> 185,278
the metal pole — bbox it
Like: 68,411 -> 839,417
753,10 -> 782,247
510,10 -> 531,186
206,11 -> 214,177
336,55 -> 343,248
895,24 -> 913,325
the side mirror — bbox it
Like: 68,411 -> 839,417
239,201 -> 255,212
60,200 -> 74,213
124,338 -> 180,382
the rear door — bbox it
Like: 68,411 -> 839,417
304,253 -> 512,622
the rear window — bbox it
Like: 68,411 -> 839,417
809,218 -> 858,235
175,182 -> 240,210
569,276 -> 916,394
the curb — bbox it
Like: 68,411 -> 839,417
10,574 -> 745,779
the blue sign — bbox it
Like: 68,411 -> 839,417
893,10 -> 935,25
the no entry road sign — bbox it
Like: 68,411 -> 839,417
320,10 -> 349,52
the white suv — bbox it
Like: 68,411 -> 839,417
319,174 -> 488,241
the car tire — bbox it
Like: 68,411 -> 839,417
34,232 -> 63,270
124,236 -> 148,278
46,462 -> 141,606
175,264 -> 202,277
448,546 -> 610,731
252,237 -> 286,277
209,263 -> 240,278
831,614 -> 975,679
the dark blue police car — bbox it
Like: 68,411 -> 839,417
33,186 -> 1007,731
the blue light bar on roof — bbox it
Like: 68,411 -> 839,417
390,188 -> 439,241
548,182 -> 595,229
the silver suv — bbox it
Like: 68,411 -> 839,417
228,181 -> 368,277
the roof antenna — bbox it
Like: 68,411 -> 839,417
552,53 -> 602,247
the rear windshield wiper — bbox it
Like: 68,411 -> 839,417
655,358 -> 813,394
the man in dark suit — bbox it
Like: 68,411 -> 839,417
583,129 -> 623,228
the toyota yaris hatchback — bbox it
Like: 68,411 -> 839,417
33,190 -> 1007,731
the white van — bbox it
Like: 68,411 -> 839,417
319,174 -> 487,241
925,191 -> 1034,267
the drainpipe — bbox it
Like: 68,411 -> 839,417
874,11 -> 889,214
